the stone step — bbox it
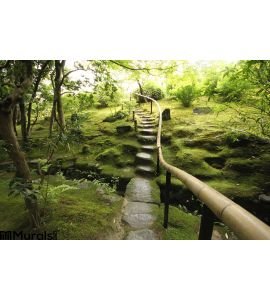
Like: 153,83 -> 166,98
138,128 -> 156,136
138,123 -> 157,128
141,116 -> 155,121
140,119 -> 156,124
141,145 -> 156,153
122,202 -> 157,229
137,135 -> 156,144
126,229 -> 158,240
135,165 -> 155,177
136,152 -> 154,165
125,177 -> 159,204
136,112 -> 147,116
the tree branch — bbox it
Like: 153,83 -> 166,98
60,68 -> 90,86
109,60 -> 176,72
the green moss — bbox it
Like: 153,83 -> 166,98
173,126 -> 196,138
101,164 -> 134,179
0,172 -> 124,239
96,147 -> 121,162
43,185 -> 123,240
154,205 -> 200,240
206,178 -> 261,201
175,148 -> 222,179
0,173 -> 29,231
96,145 -> 134,168
149,179 -> 161,203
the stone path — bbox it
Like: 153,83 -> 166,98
122,108 -> 160,240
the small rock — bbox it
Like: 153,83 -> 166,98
116,125 -> 132,134
193,107 -> 212,115
103,111 -> 127,122
162,108 -> 171,121
259,194 -> 270,203
81,145 -> 90,154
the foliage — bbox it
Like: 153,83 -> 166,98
93,81 -> 123,108
142,81 -> 165,100
175,85 -> 197,107
92,177 -> 119,194
40,183 -> 78,204
215,65 -> 253,103
166,62 -> 201,97
9,177 -> 39,201
103,110 -> 128,122
203,75 -> 219,100
76,92 -> 95,109
64,93 -> 95,112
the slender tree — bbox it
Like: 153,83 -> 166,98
0,60 -> 40,228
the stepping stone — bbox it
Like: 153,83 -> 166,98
141,117 -> 155,121
136,152 -> 153,160
138,124 -> 156,129
140,119 -> 156,124
122,202 -> 156,229
141,145 -> 156,153
126,229 -> 158,240
136,165 -> 155,177
136,152 -> 154,165
137,135 -> 156,144
125,177 -> 159,204
138,128 -> 156,136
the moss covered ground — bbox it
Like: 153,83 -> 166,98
143,97 -> 270,205
0,106 -> 133,239
0,172 -> 123,239
1,98 -> 269,239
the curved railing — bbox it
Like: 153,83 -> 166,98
135,93 -> 270,240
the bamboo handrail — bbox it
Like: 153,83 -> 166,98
135,93 -> 270,240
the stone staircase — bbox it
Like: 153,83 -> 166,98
122,108 -> 160,240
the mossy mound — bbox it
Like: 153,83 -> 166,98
175,148 -> 223,179
95,145 -> 134,168
224,131 -> 269,148
103,111 -> 128,122
0,172 -> 124,239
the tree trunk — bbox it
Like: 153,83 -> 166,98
56,93 -> 65,131
13,105 -> 18,136
19,97 -> 28,143
54,60 -> 66,133
0,106 -> 31,179
0,102 -> 40,228
27,60 -> 50,136
26,101 -> 33,135
137,80 -> 145,103
0,61 -> 40,229
49,98 -> 57,137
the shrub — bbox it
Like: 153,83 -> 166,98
134,82 -> 165,101
175,85 -> 197,107
103,110 -> 127,122
143,82 -> 165,100
216,80 -> 248,103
